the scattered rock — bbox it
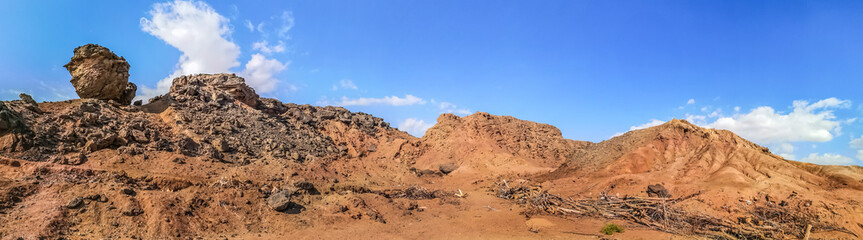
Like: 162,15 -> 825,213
267,189 -> 295,212
121,188 -> 136,196
646,184 -> 671,198
66,197 -> 84,209
64,44 -> 136,105
439,163 -> 459,174
122,201 -> 144,216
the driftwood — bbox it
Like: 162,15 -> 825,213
495,180 -> 854,240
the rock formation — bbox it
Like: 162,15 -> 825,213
1,46 -> 862,239
64,44 -> 136,105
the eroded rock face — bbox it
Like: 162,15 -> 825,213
64,44 -> 137,105
169,73 -> 260,108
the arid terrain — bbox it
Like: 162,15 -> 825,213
1,45 -> 862,239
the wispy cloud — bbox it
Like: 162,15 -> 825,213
612,119 -> 665,137
332,79 -> 357,91
801,153 -> 854,165
277,11 -> 295,39
851,135 -> 863,161
252,40 -> 285,54
327,94 -> 426,106
435,101 -> 472,115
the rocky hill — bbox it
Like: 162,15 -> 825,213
1,44 -> 862,239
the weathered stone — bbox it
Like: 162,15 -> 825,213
122,201 -> 143,216
267,189 -> 295,212
121,188 -> 136,196
66,197 -> 84,209
0,102 -> 26,134
646,184 -> 671,198
64,44 -> 136,105
212,138 -> 229,152
439,163 -> 459,174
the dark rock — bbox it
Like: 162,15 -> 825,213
267,189 -> 295,212
121,188 -> 136,196
66,197 -> 84,209
417,169 -> 440,177
439,163 -> 459,174
646,184 -> 671,198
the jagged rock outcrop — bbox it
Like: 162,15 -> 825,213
64,44 -> 137,105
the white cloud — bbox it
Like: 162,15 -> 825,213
438,101 -> 472,115
252,40 -> 285,54
138,0 -> 241,100
685,114 -> 707,125
706,98 -> 851,143
613,119 -> 665,137
801,153 -> 854,165
851,135 -> 863,161
333,79 -> 357,90
239,54 -> 287,93
277,11 -> 295,39
687,99 -> 695,105
734,106 -> 740,112
333,95 -> 426,106
775,143 -> 795,160
399,118 -> 435,137
245,19 -> 254,31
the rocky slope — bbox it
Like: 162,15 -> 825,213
535,119 -> 863,238
1,44 -> 863,239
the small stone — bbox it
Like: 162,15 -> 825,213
267,190 -> 295,212
439,163 -> 459,174
66,197 -> 84,209
121,188 -> 136,196
122,202 -> 143,216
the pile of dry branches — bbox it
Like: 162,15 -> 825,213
377,186 -> 451,200
495,180 -> 851,239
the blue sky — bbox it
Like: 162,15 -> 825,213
2,1 -> 863,166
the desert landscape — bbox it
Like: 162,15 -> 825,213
1,44 -> 862,240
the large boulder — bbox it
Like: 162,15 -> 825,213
0,102 -> 25,134
64,44 -> 137,105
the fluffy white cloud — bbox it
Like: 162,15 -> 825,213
687,98 -> 695,105
706,98 -> 850,143
239,54 -> 287,93
334,95 -> 426,106
801,153 -> 854,165
138,0 -> 241,100
775,143 -> 795,160
399,118 -> 435,137
851,135 -> 863,161
252,40 -> 285,54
